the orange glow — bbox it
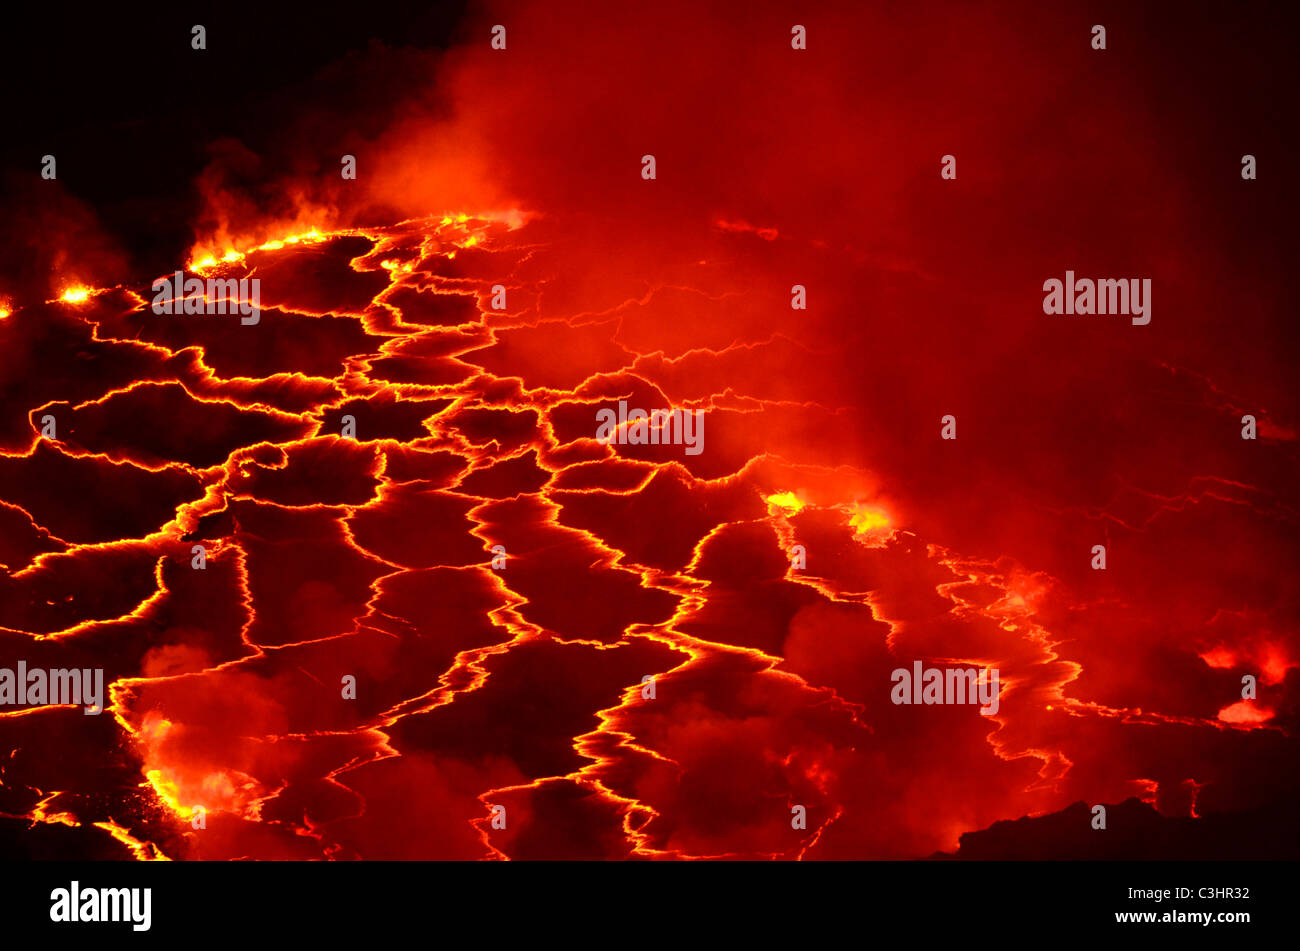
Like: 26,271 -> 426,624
143,763 -> 263,821
195,209 -> 526,274
2,5 -> 1288,864
847,503 -> 892,535
32,795 -> 81,828
92,821 -> 171,862
1001,572 -> 1048,613
1260,642 -> 1294,685
1217,700 -> 1272,726
1199,641 -> 1296,685
1199,646 -> 1236,669
136,713 -> 265,820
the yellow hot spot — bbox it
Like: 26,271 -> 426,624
144,769 -> 192,819
244,230 -> 327,256
464,235 -> 479,247
284,229 -> 320,246
0,308 -> 10,320
60,286 -> 91,304
765,491 -> 805,516
848,504 -> 892,534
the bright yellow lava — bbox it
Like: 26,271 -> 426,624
144,768 -> 193,819
765,491 -> 805,516
848,504 -> 892,534
191,228 -> 328,272
60,287 -> 91,304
